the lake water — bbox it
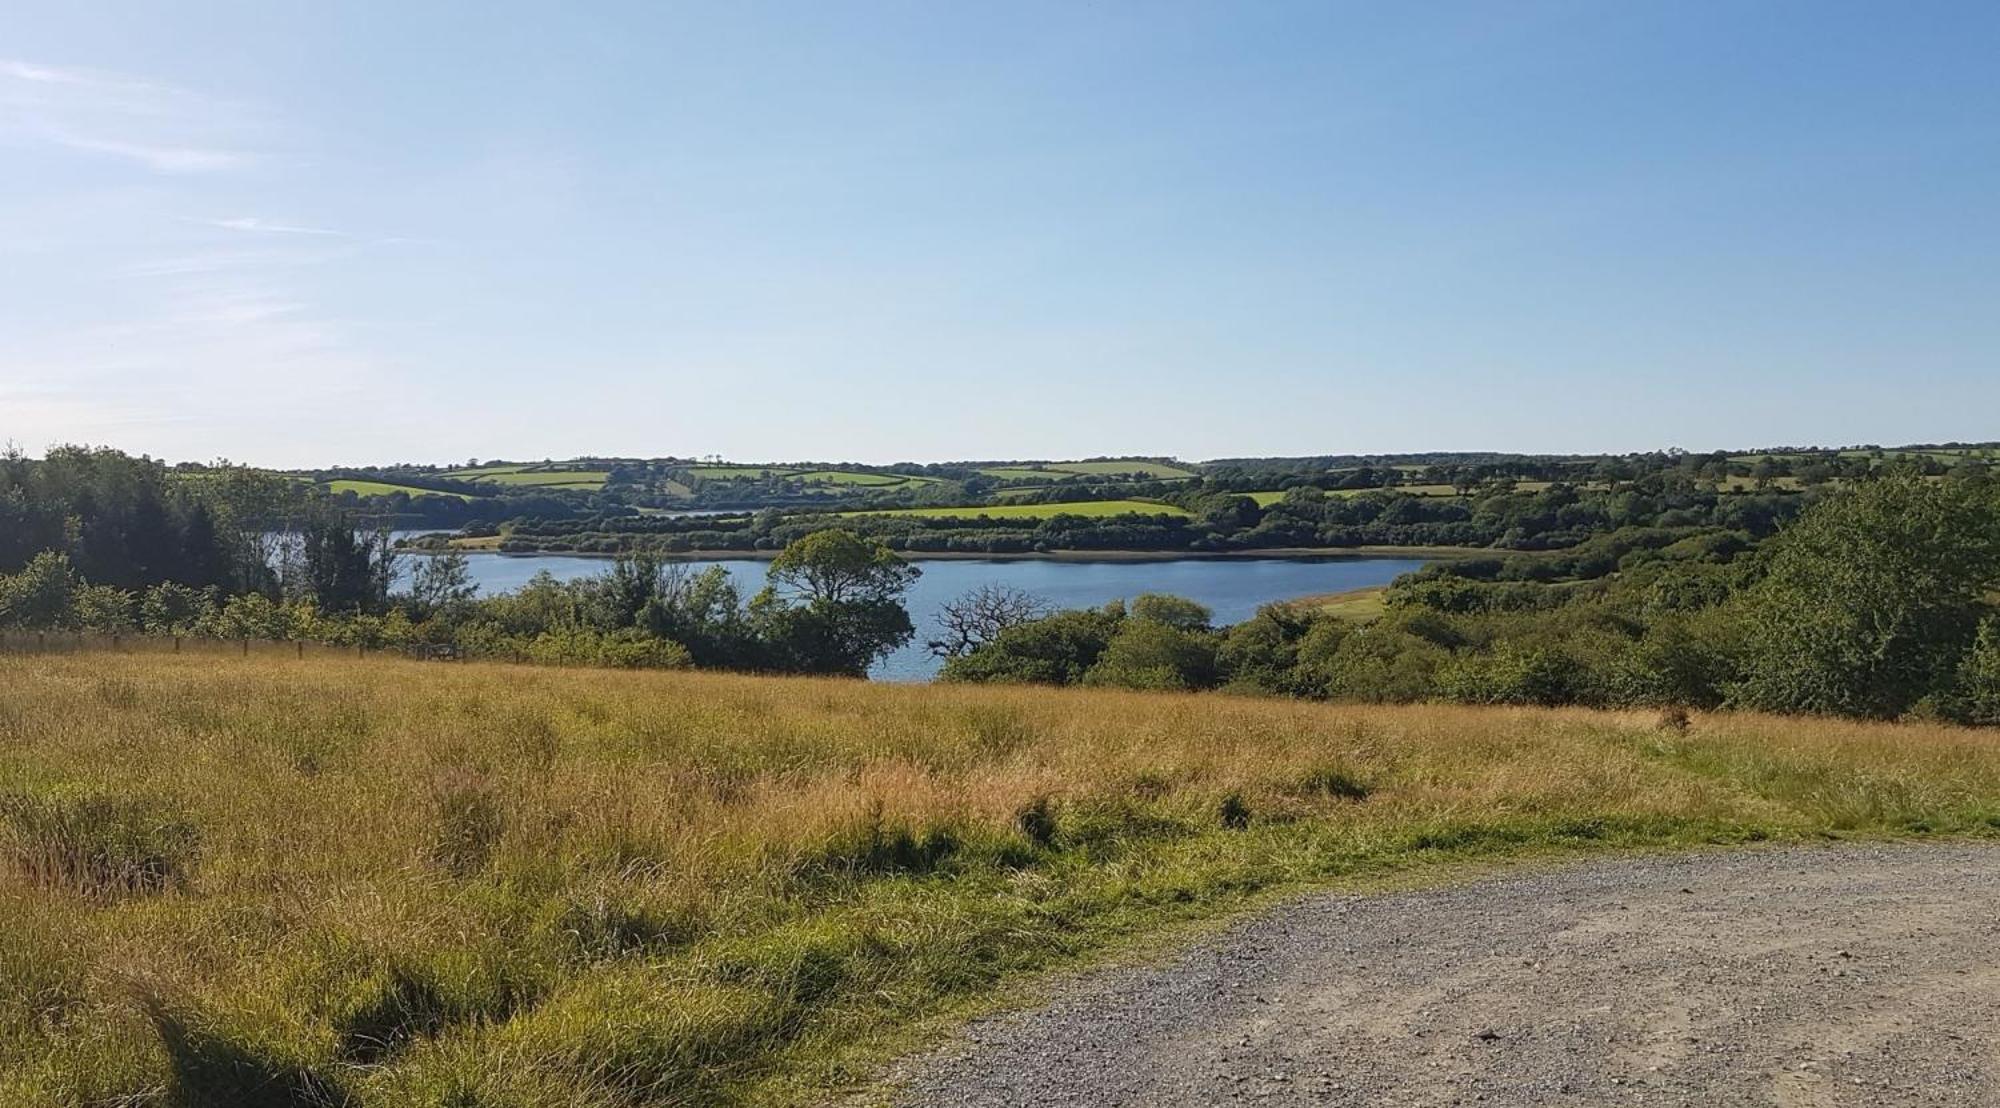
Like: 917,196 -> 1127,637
403,548 -> 1424,680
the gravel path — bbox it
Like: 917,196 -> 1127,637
889,843 -> 2000,1107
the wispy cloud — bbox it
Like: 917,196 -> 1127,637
37,127 -> 248,173
193,216 -> 350,237
0,58 -> 255,173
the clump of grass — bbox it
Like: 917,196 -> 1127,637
426,770 -> 503,877
0,787 -> 198,896
1293,765 -> 1372,801
1218,791 -> 1252,830
1014,796 -> 1059,848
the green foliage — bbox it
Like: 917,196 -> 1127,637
1935,619 -> 2000,726
0,553 -> 80,630
1733,478 -> 2000,717
1127,593 -> 1212,631
764,530 -> 919,607
141,582 -> 212,635
756,532 -> 920,676
1083,618 -> 1218,691
940,609 -> 1122,685
73,585 -> 136,634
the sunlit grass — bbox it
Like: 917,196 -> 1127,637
1,653 -> 1996,1105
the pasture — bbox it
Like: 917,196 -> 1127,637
845,498 -> 1192,520
2,652 -> 1998,1106
321,479 -> 479,501
683,465 -> 939,489
977,460 -> 1198,482
443,465 -> 611,492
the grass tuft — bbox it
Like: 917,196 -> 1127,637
0,788 -> 198,897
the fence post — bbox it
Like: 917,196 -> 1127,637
112,634 -> 121,652
241,638 -> 249,658
173,636 -> 181,654
296,641 -> 304,660
37,632 -> 46,652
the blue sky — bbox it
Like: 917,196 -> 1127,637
3,2 -> 1995,467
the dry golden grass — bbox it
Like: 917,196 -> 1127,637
1,652 -> 1997,1106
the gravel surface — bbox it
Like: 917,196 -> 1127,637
889,843 -> 2000,1107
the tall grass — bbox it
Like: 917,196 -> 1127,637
0,653 -> 1996,1105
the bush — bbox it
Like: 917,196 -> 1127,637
0,552 -> 80,630
1939,619 -> 2000,726
1083,619 -> 1218,691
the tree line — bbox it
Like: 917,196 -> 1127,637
937,477 -> 2000,725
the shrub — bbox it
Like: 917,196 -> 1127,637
1082,619 -> 1217,691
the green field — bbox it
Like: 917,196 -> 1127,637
442,465 -> 610,491
321,479 -> 478,501
846,498 -> 1192,520
474,471 -> 609,489
977,460 -> 1197,482
683,465 -> 798,480
1287,584 -> 1390,621
682,466 -> 938,488
793,470 -> 941,487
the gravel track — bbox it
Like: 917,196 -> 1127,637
889,843 -> 2000,1107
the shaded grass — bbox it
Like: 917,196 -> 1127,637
1,655 -> 1997,1105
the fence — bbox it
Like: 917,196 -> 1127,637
0,630 -> 467,664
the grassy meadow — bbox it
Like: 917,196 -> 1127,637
845,498 -> 1190,521
976,461 -> 1197,482
443,466 -> 611,492
321,480 -> 480,501
680,466 -> 939,489
4,652 -> 2000,1106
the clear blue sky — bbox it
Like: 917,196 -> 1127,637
4,2 -> 1995,467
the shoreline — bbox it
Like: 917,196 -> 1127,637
407,543 -> 1484,564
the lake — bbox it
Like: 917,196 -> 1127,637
400,548 -> 1424,680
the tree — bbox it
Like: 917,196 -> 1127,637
927,585 -> 1047,658
1733,477 -> 2000,717
1943,618 -> 2000,725
639,564 -> 756,667
0,552 -> 81,629
141,582 -> 211,634
764,529 -> 920,606
74,585 -> 137,633
409,553 -> 478,617
939,608 -> 1123,685
1083,618 -> 1218,691
298,515 -> 395,615
754,531 -> 919,676
1128,593 -> 1212,632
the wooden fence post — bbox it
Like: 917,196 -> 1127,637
296,641 -> 304,660
241,639 -> 249,658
